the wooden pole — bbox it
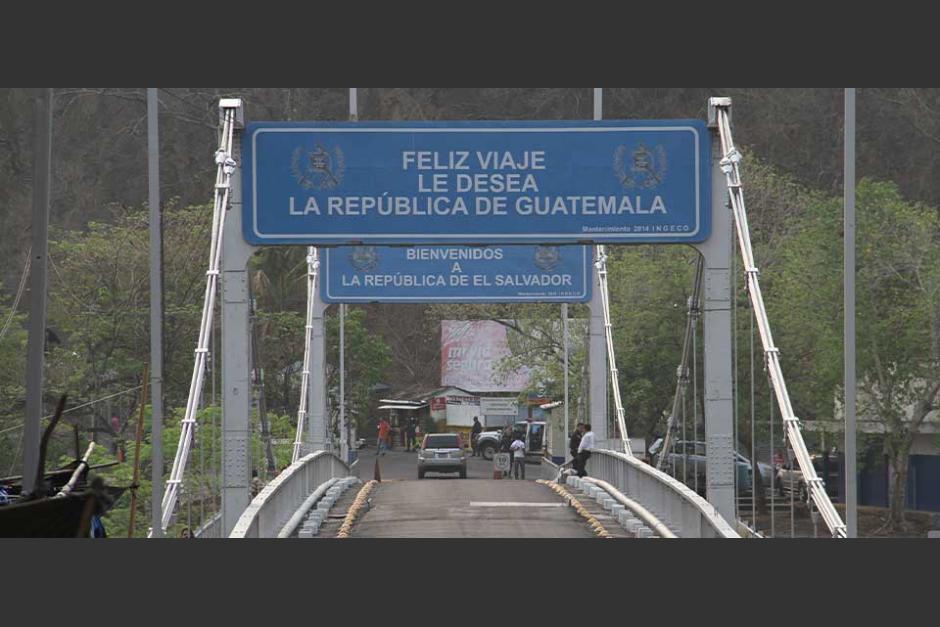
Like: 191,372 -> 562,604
128,365 -> 149,537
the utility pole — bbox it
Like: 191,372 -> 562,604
22,88 -> 53,495
338,88 -> 357,463
339,303 -> 346,461
844,88 -> 858,538
148,88 -> 165,537
562,303 -> 570,459
588,87 -> 610,448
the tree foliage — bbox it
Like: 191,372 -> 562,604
770,179 -> 940,527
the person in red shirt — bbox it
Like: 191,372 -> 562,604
377,417 -> 391,456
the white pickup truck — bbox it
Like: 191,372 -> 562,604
476,420 -> 546,462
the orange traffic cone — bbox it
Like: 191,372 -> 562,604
374,457 -> 382,482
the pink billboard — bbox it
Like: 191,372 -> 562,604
441,320 -> 531,392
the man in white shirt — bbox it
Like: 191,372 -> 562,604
510,435 -> 527,480
576,423 -> 595,478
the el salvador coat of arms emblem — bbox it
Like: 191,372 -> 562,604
349,246 -> 378,272
533,246 -> 561,271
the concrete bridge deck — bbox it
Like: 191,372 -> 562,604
342,448 -> 598,538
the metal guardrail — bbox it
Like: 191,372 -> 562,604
229,451 -> 350,538
586,449 -> 739,538
735,519 -> 765,538
193,512 -> 223,538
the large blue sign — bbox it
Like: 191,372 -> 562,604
320,245 -> 592,303
243,120 -> 710,246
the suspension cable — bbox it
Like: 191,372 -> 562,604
682,372 -> 688,484
0,247 -> 31,341
750,301 -> 757,527
692,298 -> 700,494
732,227 -> 740,520
594,245 -> 631,455
292,247 -> 319,463
770,377 -> 776,537
657,258 -> 703,471
714,103 -> 846,538
157,104 -> 239,535
789,441 -> 795,537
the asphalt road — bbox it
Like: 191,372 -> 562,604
356,446 -> 504,480
348,448 -> 597,538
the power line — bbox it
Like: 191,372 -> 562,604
0,384 -> 143,435
0,247 -> 31,341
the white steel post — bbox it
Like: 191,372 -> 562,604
22,88 -> 53,495
147,87 -> 164,536
589,87 -> 609,447
844,87 -> 858,538
309,294 -> 329,452
562,303 -> 570,458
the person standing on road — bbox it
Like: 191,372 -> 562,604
510,434 -> 527,480
569,422 -> 583,474
499,426 -> 513,478
471,416 -> 483,456
377,417 -> 391,456
576,423 -> 595,478
406,417 -> 417,452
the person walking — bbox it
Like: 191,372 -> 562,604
377,417 -> 391,456
471,416 -> 483,457
510,433 -> 527,479
499,426 -> 513,478
576,423 -> 595,478
569,422 -> 583,474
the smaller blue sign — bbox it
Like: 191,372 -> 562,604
321,245 -> 592,303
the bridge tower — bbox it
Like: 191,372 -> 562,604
691,98 -> 735,523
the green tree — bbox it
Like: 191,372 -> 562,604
325,307 -> 391,437
771,180 -> 940,529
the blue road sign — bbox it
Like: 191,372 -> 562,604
320,245 -> 592,303
243,120 -> 710,246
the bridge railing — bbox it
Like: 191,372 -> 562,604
586,449 -> 739,538
193,512 -> 223,538
230,451 -> 350,538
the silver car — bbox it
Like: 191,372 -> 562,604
648,438 -> 776,496
417,433 -> 468,479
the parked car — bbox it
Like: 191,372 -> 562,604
417,433 -> 468,479
647,438 -> 777,496
476,421 -> 545,463
776,454 -> 840,501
